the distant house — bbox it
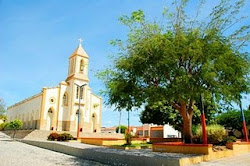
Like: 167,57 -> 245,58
101,126 -> 117,133
130,124 -> 181,138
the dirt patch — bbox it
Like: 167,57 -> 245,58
212,146 -> 227,152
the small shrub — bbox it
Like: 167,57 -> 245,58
58,133 -> 73,141
125,133 -> 132,145
48,132 -> 60,141
194,124 -> 227,145
222,135 -> 237,145
8,119 -> 23,139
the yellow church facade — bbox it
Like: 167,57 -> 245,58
7,41 -> 102,133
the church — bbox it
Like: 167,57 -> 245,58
7,40 -> 102,133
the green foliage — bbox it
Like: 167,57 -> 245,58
58,133 -> 73,141
140,103 -> 183,131
98,0 -> 250,143
8,119 -> 23,130
192,125 -> 200,136
140,100 -> 218,131
216,109 -> 250,136
116,125 -> 127,134
48,132 -> 60,141
8,119 -> 23,139
125,133 -> 132,145
194,124 -> 227,145
222,135 -> 237,144
0,122 -> 9,131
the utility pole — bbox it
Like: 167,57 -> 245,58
128,110 -> 130,133
118,110 -> 122,133
75,83 -> 87,138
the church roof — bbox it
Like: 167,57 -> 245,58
70,43 -> 89,59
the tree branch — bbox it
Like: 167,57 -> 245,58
171,102 -> 181,111
188,99 -> 194,115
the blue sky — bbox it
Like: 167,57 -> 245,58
0,0 -> 249,127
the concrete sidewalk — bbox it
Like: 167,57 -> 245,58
21,139 -> 199,166
193,153 -> 250,166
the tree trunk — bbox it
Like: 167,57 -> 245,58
183,115 -> 193,143
180,103 -> 193,143
13,130 -> 16,140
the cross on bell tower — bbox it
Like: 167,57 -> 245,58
66,38 -> 89,82
78,38 -> 83,47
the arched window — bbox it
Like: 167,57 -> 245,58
63,92 -> 68,106
80,59 -> 84,72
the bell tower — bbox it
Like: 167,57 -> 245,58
66,38 -> 89,82
66,38 -> 91,131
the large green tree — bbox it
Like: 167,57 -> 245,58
99,0 -> 249,143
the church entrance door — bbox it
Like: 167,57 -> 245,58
47,109 -> 53,130
92,114 -> 97,132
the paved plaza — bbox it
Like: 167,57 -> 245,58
194,153 -> 250,166
1,132 -> 250,166
0,132 -> 108,166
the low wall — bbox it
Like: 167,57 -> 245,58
153,142 -> 213,155
2,130 -> 34,139
80,132 -> 124,139
153,141 -> 250,164
80,137 -> 148,146
226,142 -> 250,155
131,138 -> 148,144
80,138 -> 126,146
21,140 -> 181,166
150,138 -> 182,143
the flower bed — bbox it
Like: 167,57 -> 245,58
48,132 -> 73,141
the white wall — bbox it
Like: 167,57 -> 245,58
90,93 -> 102,125
7,94 -> 42,123
163,124 -> 181,138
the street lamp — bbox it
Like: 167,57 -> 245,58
118,110 -> 122,133
75,83 -> 87,138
